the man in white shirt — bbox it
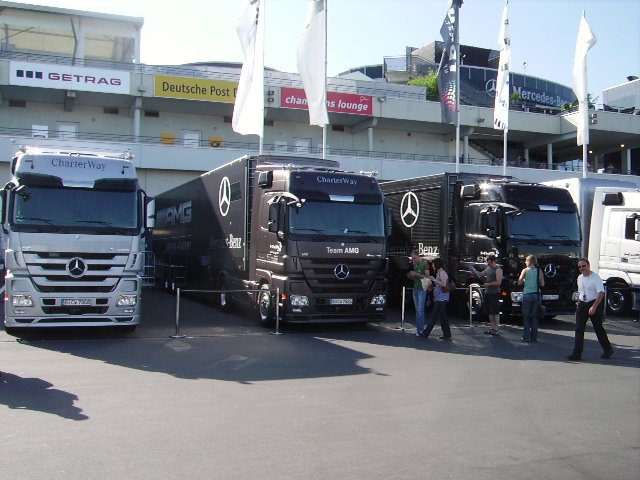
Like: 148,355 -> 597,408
567,258 -> 614,361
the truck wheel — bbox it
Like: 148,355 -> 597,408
607,284 -> 629,315
257,284 -> 275,327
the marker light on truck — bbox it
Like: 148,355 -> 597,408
11,295 -> 33,307
290,295 -> 309,307
370,294 -> 387,306
116,295 -> 138,307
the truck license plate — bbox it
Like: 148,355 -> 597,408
542,295 -> 559,300
61,299 -> 91,306
330,298 -> 353,305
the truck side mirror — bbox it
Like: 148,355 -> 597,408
268,203 -> 279,233
0,189 -> 5,225
385,204 -> 392,237
145,196 -> 155,229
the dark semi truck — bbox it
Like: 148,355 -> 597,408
382,173 -> 581,317
152,155 -> 389,325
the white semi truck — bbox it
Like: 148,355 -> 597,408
544,178 -> 640,314
1,147 -> 151,331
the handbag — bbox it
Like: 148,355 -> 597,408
421,277 -> 433,291
536,269 -> 546,317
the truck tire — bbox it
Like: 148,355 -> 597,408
257,284 -> 275,327
465,283 -> 487,320
607,283 -> 629,315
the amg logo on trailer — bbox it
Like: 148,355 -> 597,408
156,201 -> 192,226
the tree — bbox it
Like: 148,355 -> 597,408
408,72 -> 439,101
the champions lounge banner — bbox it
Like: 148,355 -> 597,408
154,75 -> 238,103
437,0 -> 462,124
281,87 -> 373,116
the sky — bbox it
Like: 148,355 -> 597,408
11,0 -> 640,100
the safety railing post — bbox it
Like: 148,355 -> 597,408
171,287 -> 186,339
468,285 -> 474,328
271,287 -> 283,335
400,286 -> 406,331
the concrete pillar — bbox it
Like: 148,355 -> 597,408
524,148 -> 530,167
367,127 -> 373,153
463,135 -> 469,163
133,97 -> 142,141
626,148 -> 632,174
547,144 -> 553,169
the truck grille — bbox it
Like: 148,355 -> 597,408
299,258 -> 381,293
23,251 -> 130,293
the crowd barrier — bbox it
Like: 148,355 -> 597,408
172,287 -> 282,338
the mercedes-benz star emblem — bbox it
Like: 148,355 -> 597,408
485,78 -> 497,98
219,177 -> 231,217
67,257 -> 87,278
400,192 -> 419,228
544,264 -> 558,278
334,264 -> 350,280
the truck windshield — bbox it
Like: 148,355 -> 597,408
12,186 -> 139,234
289,201 -> 385,237
506,211 -> 580,242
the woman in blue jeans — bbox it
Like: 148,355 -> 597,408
422,258 -> 452,340
517,255 -> 545,342
407,249 -> 429,336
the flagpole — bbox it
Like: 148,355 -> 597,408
454,2 -> 460,174
502,128 -> 507,176
322,0 -> 328,159
259,0 -> 265,155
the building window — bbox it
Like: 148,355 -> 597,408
144,110 -> 160,118
9,100 -> 26,108
103,107 -> 119,115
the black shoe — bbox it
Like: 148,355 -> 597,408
438,335 -> 452,341
601,349 -> 614,359
567,354 -> 581,361
521,337 -> 531,343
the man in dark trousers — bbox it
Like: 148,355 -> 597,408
567,258 -> 614,361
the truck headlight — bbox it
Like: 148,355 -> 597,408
511,292 -> 523,303
11,295 -> 33,307
116,295 -> 138,307
290,295 -> 309,307
370,294 -> 387,306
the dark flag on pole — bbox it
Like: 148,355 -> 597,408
437,0 -> 462,124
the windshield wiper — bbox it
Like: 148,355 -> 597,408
75,220 -> 128,233
17,216 -> 56,225
14,216 -> 67,232
344,229 -> 377,242
294,228 -> 335,241
510,233 -> 545,245
551,235 -> 579,245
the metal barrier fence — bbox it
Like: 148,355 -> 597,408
399,285 -> 481,331
172,287 -> 281,338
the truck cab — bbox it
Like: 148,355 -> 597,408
1,146 -> 150,330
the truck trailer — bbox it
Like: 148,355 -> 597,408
152,155 -> 388,325
544,178 -> 640,314
2,146 -> 151,331
382,173 -> 581,316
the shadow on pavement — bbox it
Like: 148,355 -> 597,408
0,372 -> 88,420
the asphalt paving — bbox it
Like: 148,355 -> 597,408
1,289 -> 638,480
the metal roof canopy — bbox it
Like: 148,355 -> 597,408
0,1 -> 143,63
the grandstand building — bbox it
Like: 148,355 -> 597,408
0,1 -> 638,196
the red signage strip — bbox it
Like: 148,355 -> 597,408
281,87 -> 373,116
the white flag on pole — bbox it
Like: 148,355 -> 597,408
493,0 -> 510,130
572,13 -> 596,146
232,0 -> 265,137
297,0 -> 329,127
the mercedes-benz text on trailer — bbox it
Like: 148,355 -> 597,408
382,174 -> 580,317
1,147 -> 152,331
152,155 -> 389,325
